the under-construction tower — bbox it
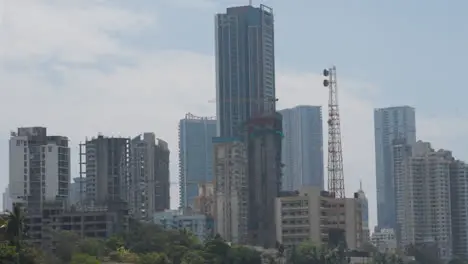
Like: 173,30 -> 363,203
323,66 -> 345,198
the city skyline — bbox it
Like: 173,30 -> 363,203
1,0 -> 468,232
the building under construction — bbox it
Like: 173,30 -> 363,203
79,134 -> 130,206
244,113 -> 283,248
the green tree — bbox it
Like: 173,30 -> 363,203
70,253 -> 100,264
181,250 -> 205,264
203,234 -> 230,263
5,204 -> 25,251
138,252 -> 170,264
77,238 -> 106,257
54,231 -> 80,263
0,243 -> 18,264
105,235 -> 124,251
228,245 -> 262,264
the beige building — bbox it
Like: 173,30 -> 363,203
275,187 -> 362,249
213,138 -> 248,244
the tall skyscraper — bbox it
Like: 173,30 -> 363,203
215,4 -> 275,137
178,113 -> 217,209
129,133 -> 170,220
280,105 -> 324,191
9,127 -> 70,205
374,106 -> 416,229
81,135 -> 130,205
244,113 -> 282,248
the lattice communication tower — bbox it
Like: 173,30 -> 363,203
323,66 -> 345,198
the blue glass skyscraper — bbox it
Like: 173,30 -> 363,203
374,106 -> 416,229
280,106 -> 324,191
178,113 -> 217,209
215,4 -> 275,137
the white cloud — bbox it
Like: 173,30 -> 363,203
1,0 -> 466,231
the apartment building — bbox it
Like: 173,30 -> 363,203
274,186 -> 362,249
394,141 -> 453,260
213,137 -> 248,244
9,127 -> 70,205
82,135 -> 130,205
129,133 -> 170,220
450,160 -> 468,258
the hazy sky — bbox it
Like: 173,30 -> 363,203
1,0 -> 468,230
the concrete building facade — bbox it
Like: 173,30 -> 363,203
279,105 -> 324,191
450,160 -> 468,259
25,200 -> 129,250
274,186 -> 363,250
374,106 -> 416,230
129,133 -> 170,220
215,4 -> 276,138
9,127 -> 70,205
394,141 -> 453,260
244,113 -> 282,248
371,228 -> 397,253
178,113 -> 217,209
83,135 -> 130,205
213,137 -> 248,244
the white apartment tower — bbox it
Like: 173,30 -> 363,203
394,141 -> 452,260
213,138 -> 248,244
9,127 -> 70,205
280,106 -> 324,191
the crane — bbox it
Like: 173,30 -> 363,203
323,66 -> 345,198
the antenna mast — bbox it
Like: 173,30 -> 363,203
323,66 -> 345,198
249,0 -> 252,6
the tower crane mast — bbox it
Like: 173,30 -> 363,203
323,66 -> 345,198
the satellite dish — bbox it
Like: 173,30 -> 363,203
323,69 -> 329,76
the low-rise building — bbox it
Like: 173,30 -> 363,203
153,209 -> 214,242
371,228 -> 397,253
275,186 -> 362,249
24,200 -> 129,250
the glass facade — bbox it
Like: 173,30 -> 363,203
374,106 -> 416,229
178,114 -> 217,209
215,5 -> 275,137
